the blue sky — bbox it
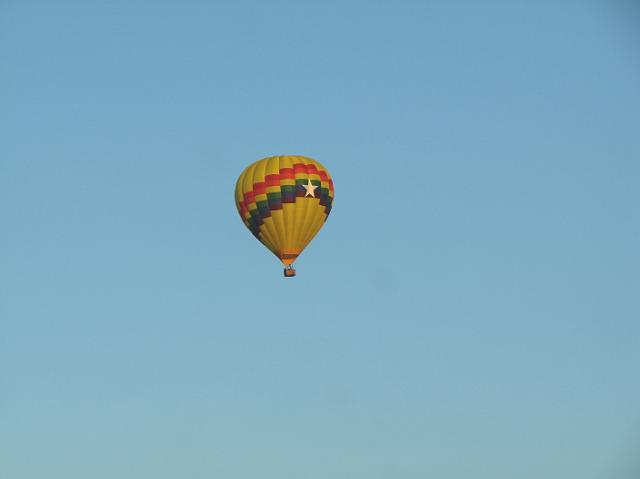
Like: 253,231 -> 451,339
2,1 -> 639,478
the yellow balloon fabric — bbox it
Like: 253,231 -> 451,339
235,155 -> 334,266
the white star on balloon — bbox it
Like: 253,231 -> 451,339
302,178 -> 318,197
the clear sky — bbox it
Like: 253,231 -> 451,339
2,1 -> 639,478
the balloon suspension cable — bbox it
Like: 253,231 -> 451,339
284,264 -> 296,278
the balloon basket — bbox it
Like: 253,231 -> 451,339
284,266 -> 296,278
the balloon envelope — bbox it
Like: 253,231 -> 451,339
235,155 -> 334,266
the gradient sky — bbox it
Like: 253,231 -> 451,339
2,1 -> 640,478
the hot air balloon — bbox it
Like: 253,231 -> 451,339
234,155 -> 334,277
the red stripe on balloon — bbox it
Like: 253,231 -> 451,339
280,168 -> 295,179
253,182 -> 266,195
265,174 -> 280,187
